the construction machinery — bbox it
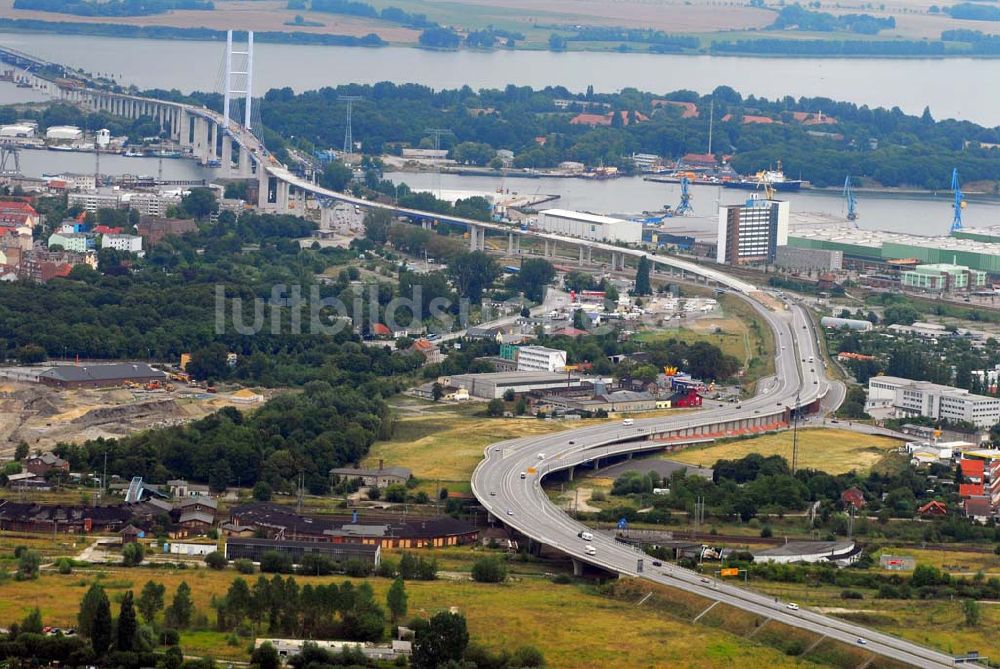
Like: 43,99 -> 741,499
950,167 -> 966,234
843,175 -> 858,225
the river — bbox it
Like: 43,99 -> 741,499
391,171 -> 1000,238
0,32 -> 999,124
16,147 -> 213,181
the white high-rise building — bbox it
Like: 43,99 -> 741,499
716,196 -> 789,265
516,346 -> 568,373
867,375 -> 1000,429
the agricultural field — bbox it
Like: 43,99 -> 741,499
0,560 -> 809,668
667,429 -> 902,475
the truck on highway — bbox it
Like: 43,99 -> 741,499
578,531 -> 593,541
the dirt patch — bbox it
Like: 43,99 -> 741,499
0,379 -> 274,454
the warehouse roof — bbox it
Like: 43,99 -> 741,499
541,208 -> 628,226
38,363 -> 166,383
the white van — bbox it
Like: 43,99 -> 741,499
578,531 -> 594,541
622,418 -> 634,426
584,545 -> 596,556
537,453 -> 545,460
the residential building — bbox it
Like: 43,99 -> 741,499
51,173 -> 96,191
228,502 -> 479,549
136,216 -> 198,246
537,209 -> 642,245
329,461 -> 412,488
18,249 -> 97,283
24,452 -> 70,477
408,338 -> 443,365
867,375 -> 1000,428
0,201 -> 40,229
715,196 -> 789,265
101,233 -> 143,253
68,190 -> 120,212
515,345 -> 567,373
48,232 -> 96,252
125,191 -> 181,217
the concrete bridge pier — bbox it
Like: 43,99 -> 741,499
507,233 -> 515,255
578,246 -> 585,264
572,558 -> 584,576
220,134 -> 233,177
238,146 -> 253,177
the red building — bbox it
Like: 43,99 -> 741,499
669,388 -> 703,408
840,487 -> 866,510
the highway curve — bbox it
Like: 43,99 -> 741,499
471,274 -> 958,668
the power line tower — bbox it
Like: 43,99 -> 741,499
425,127 -> 451,152
223,30 -> 254,132
339,95 -> 362,156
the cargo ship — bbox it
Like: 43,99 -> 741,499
722,164 -> 803,192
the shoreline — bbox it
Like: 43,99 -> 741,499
387,166 -> 1000,201
1,26 -> 1000,60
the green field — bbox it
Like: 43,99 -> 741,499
366,402 -> 578,491
667,428 -> 902,475
0,562 -> 809,668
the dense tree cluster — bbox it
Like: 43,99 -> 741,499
769,5 -> 895,34
212,81 -> 1000,189
57,380 -> 390,493
13,0 -> 212,16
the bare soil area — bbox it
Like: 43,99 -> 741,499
0,380 -> 272,455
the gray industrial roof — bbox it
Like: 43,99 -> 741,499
39,363 -> 166,383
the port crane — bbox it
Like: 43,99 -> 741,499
674,175 -> 694,215
950,167 -> 966,234
843,175 -> 858,225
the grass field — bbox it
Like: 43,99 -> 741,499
0,564 -> 808,668
366,402 -> 574,491
749,579 -> 998,661
666,429 -> 901,474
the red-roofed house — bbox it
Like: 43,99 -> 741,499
652,99 -> 699,118
552,327 -> 588,338
964,497 -> 992,523
371,323 -> 391,337
93,225 -> 124,235
959,483 -> 985,498
840,487 -> 865,510
721,114 -> 776,125
917,500 -> 948,517
681,153 -> 718,168
0,201 -> 39,229
408,338 -> 443,364
570,111 -> 649,127
792,111 -> 837,126
961,458 -> 984,483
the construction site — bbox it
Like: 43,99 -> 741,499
0,366 -> 270,455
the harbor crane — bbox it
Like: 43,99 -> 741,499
674,175 -> 694,215
843,175 -> 858,226
950,167 -> 966,234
